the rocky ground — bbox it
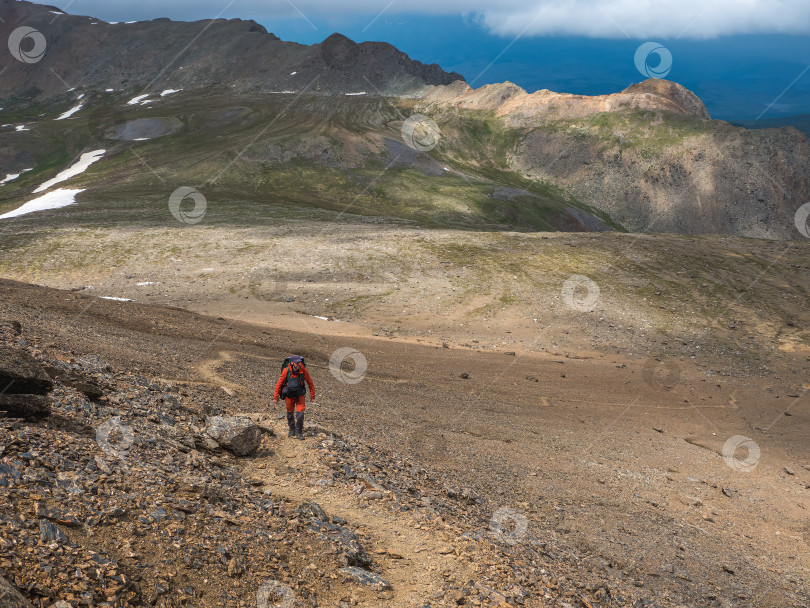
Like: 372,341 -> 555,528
0,302 -> 676,608
1,278 -> 809,608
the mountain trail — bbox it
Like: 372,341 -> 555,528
242,427 -> 480,607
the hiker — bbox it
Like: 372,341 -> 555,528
274,355 -> 315,440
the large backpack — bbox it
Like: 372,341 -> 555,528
280,357 -> 307,399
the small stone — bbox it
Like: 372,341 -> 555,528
784,467 -> 795,476
340,567 -> 391,590
39,519 -> 68,543
445,589 -> 465,604
94,455 -> 112,474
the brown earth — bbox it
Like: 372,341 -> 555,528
2,273 -> 809,607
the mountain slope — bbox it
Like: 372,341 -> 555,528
419,79 -> 810,238
0,1 -> 463,100
0,1 -> 808,239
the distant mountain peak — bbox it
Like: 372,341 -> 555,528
622,79 -> 710,120
0,2 -> 464,100
421,77 -> 711,121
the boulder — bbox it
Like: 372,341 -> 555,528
0,394 -> 50,419
0,574 -> 36,608
0,347 -> 53,395
204,416 -> 262,456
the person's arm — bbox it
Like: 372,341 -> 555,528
304,367 -> 315,401
274,370 -> 286,401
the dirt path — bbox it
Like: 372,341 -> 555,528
242,428 -> 477,607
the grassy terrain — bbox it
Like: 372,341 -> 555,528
543,109 -> 716,157
2,87 -> 809,373
0,89 -> 623,232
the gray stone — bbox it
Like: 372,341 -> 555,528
39,519 -> 68,543
0,574 -> 36,608
205,416 -> 262,456
297,501 -> 328,522
340,567 -> 391,591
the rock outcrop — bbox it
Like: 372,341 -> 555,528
0,346 -> 53,418
421,78 -> 710,121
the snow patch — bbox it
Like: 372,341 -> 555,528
105,88 -> 115,92
0,169 -> 32,187
100,296 -> 132,302
15,125 -> 29,132
33,150 -> 106,194
77,94 -> 85,100
127,94 -> 151,105
290,71 -> 298,75
160,89 -> 182,97
55,104 -> 84,120
136,282 -> 157,286
345,92 -> 367,96
0,188 -> 84,220
1,174 -> 21,185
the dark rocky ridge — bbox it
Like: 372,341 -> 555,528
0,1 -> 464,101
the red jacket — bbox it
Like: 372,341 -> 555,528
274,366 -> 315,401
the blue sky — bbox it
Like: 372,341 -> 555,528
47,1 -> 810,120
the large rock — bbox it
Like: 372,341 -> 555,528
0,573 -> 36,608
0,347 -> 53,395
204,416 -> 262,456
0,394 -> 50,419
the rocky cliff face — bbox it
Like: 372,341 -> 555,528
421,79 -> 810,239
0,2 -> 464,101
421,78 -> 711,123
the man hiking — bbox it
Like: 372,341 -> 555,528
274,355 -> 316,440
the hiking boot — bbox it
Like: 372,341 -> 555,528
295,411 -> 305,440
286,412 -> 295,438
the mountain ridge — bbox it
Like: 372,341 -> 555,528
0,0 -> 464,100
1,1 -> 809,240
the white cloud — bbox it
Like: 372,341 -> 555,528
48,0 -> 810,38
